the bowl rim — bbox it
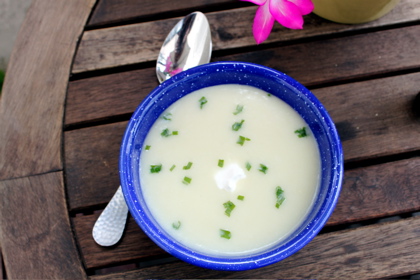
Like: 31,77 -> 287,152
119,61 -> 343,271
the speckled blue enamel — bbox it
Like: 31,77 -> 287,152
120,61 -> 343,271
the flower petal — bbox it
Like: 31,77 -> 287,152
240,0 -> 266,5
288,0 -> 314,15
269,0 -> 304,29
253,1 -> 275,44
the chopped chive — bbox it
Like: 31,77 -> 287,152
170,164 -> 176,171
275,186 -> 286,208
295,127 -> 308,138
172,221 -> 181,229
237,135 -> 251,146
267,93 -> 272,97
232,119 -> 245,131
161,128 -> 171,137
150,164 -> 162,173
233,104 -> 244,115
246,162 -> 252,171
183,162 -> 193,170
218,159 -> 224,168
259,164 -> 268,174
182,176 -> 192,185
223,201 -> 236,217
172,130 -> 178,135
162,112 -> 172,120
145,145 -> 151,150
199,96 -> 208,109
220,229 -> 231,239
237,195 -> 245,201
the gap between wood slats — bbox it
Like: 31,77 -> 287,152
71,0 -> 420,74
87,215 -> 420,279
87,0 -> 248,29
72,155 -> 420,269
66,26 -> 420,127
64,72 -> 420,211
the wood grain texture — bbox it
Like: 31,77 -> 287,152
66,26 -> 420,125
72,157 -> 420,269
88,0 -> 238,27
65,72 -> 420,210
72,0 -> 420,73
0,0 -> 96,180
0,172 -> 86,279
90,216 -> 420,279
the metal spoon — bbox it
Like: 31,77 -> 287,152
92,11 -> 212,247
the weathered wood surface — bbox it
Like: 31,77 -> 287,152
0,0 -> 95,180
90,216 -> 420,279
72,0 -> 420,74
0,172 -> 86,279
72,157 -> 420,269
66,26 -> 420,126
88,0 -> 239,27
65,73 -> 420,210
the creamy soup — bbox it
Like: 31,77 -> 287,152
140,84 -> 321,256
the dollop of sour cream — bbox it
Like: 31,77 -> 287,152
214,163 -> 246,192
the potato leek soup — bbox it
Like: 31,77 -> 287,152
139,84 -> 321,256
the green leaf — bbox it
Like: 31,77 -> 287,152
183,162 -> 193,170
223,201 -> 236,217
233,104 -> 244,115
162,112 -> 172,120
161,128 -> 171,137
237,195 -> 245,201
199,96 -> 208,109
259,164 -> 268,174
0,69 -> 4,93
182,176 -> 192,185
232,119 -> 245,131
237,135 -> 251,146
170,165 -> 176,171
294,127 -> 308,138
150,164 -> 162,173
172,221 -> 181,229
145,145 -> 151,150
220,229 -> 231,239
275,186 -> 286,208
218,159 -> 224,168
246,162 -> 252,171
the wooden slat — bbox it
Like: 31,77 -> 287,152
0,0 -> 96,180
66,26 -> 420,125
90,216 -> 420,279
72,0 -> 420,74
88,0 -> 238,27
0,172 -> 86,279
65,72 -> 420,210
73,157 -> 420,269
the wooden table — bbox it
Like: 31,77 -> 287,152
1,0 -> 419,278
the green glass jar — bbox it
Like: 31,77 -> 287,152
312,0 -> 400,24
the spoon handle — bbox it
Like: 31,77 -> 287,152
92,186 -> 128,246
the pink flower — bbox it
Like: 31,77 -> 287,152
242,0 -> 314,44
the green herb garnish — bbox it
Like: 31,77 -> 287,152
161,128 -> 178,137
170,165 -> 176,171
237,135 -> 251,146
275,186 -> 286,208
223,201 -> 236,217
233,104 -> 244,115
183,162 -> 193,170
295,127 -> 308,138
232,120 -> 245,131
237,195 -> 245,201
199,96 -> 208,109
145,145 -> 151,150
218,159 -> 224,168
172,221 -> 181,229
182,176 -> 192,185
259,164 -> 268,174
162,112 -> 172,120
172,131 -> 178,135
150,164 -> 162,173
220,229 -> 231,239
246,162 -> 252,171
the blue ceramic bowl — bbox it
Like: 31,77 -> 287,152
120,61 -> 343,271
